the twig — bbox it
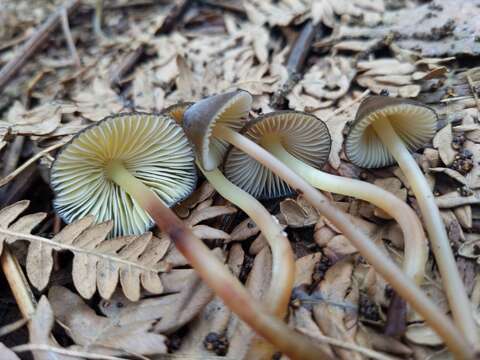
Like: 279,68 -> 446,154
271,21 -> 319,109
0,0 -> 81,94
0,139 -> 69,188
1,246 -> 37,318
60,7 -> 81,68
0,317 -> 29,337
324,89 -> 370,121
109,0 -> 193,85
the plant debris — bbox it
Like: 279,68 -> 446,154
1,0 -> 480,358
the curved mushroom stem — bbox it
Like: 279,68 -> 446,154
106,160 -> 330,360
213,125 -> 475,359
372,119 -> 479,347
200,166 -> 295,318
264,139 -> 427,284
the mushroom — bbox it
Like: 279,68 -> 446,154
175,92 -> 295,319
163,102 -> 193,124
345,95 -> 478,346
225,111 -> 427,285
183,92 -> 473,358
51,112 -> 197,238
50,112 -> 328,360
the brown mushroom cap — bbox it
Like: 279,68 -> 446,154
224,111 -> 331,199
51,113 -> 197,237
182,90 -> 252,171
163,102 -> 193,124
345,96 -> 438,168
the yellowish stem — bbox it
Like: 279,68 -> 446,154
214,125 -> 474,359
264,139 -> 427,284
372,119 -> 479,347
201,166 -> 295,318
106,159 -> 332,360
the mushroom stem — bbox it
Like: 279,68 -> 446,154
372,118 -> 478,346
264,139 -> 427,284
200,166 -> 295,318
106,159 -> 331,360
214,124 -> 474,359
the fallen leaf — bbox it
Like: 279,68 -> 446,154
49,286 -> 168,355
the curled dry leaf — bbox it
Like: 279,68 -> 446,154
49,286 -> 168,356
0,201 -> 170,301
229,217 -> 260,242
433,123 -> 456,166
29,296 -> 72,360
294,252 -> 322,287
313,259 -> 361,360
405,323 -> 443,346
280,196 -> 319,228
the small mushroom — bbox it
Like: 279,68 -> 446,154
225,111 -> 427,285
51,112 -> 324,360
345,95 -> 477,346
183,91 -> 295,319
183,92 -> 472,358
163,102 -> 193,124
51,112 -> 197,237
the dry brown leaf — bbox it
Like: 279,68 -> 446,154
227,247 -> 273,359
294,252 -> 322,287
49,286 -> 168,356
133,67 -> 164,112
174,181 -> 215,218
0,201 -> 170,301
229,218 -> 260,242
175,244 -> 244,358
280,196 -> 319,228
29,296 -> 72,360
405,323 -> 443,346
429,167 -> 467,185
454,205 -> 472,229
313,259 -> 361,360
433,123 -> 456,166
435,191 -> 480,208
72,77 -> 124,121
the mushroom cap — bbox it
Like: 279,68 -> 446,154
345,96 -> 438,168
51,112 -> 197,237
182,90 -> 252,171
162,102 -> 193,124
224,111 -> 331,199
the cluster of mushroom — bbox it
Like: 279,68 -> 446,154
50,91 -> 478,359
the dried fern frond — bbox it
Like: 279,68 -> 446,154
0,200 -> 170,301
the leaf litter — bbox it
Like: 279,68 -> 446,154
1,0 -> 480,359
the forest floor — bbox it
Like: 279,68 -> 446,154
1,0 -> 480,359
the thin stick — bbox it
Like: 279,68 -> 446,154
0,317 -> 29,337
324,89 -> 371,121
215,125 -> 474,359
0,139 -> 68,188
272,21 -> 319,108
1,246 -> 37,318
60,7 -> 81,68
0,0 -> 81,93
